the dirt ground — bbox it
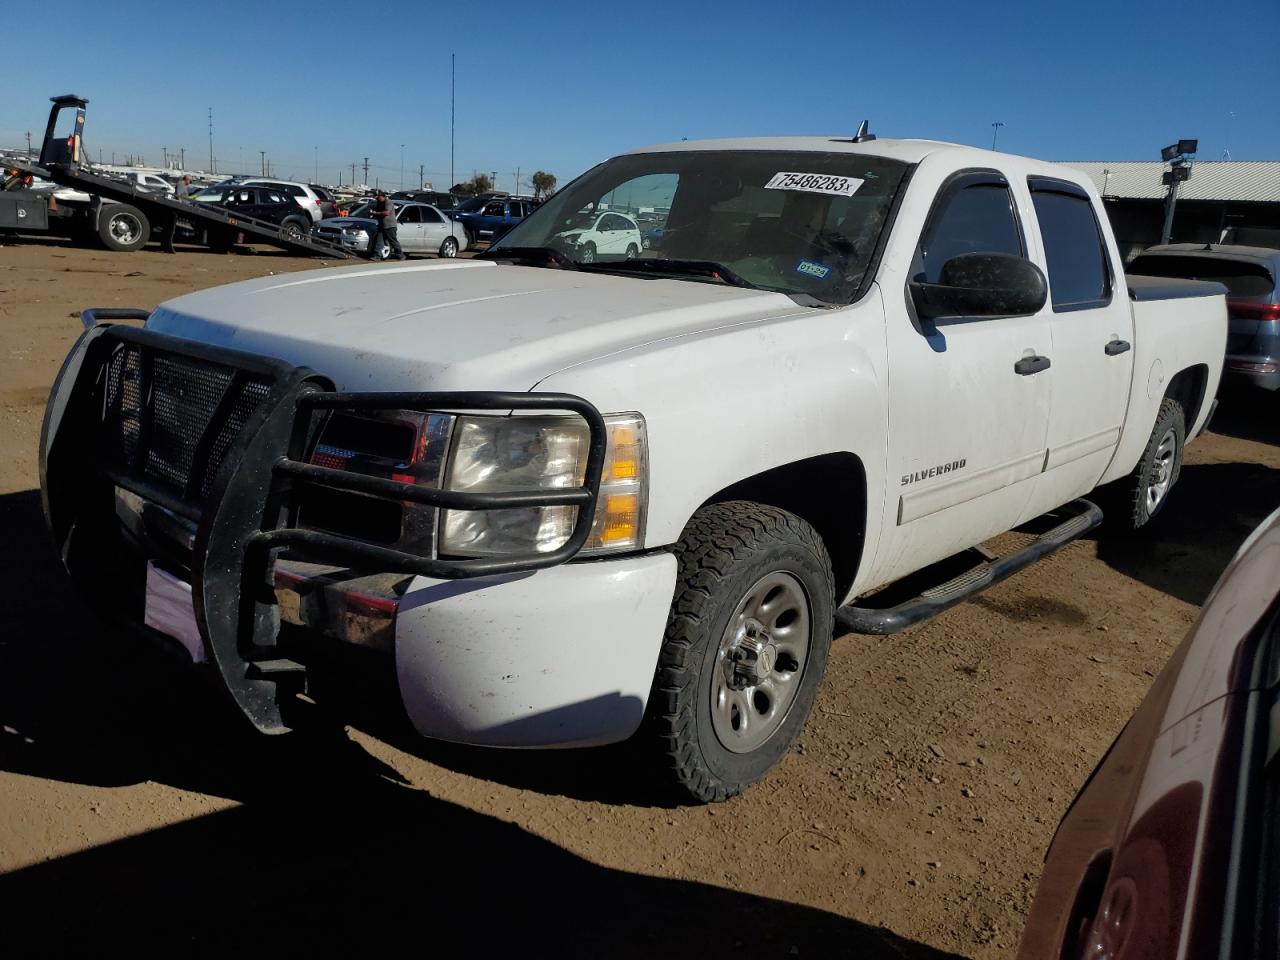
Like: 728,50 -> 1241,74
2,237 -> 1278,957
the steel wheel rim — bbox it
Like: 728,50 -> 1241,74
110,213 -> 141,244
1146,427 -> 1177,512
711,571 -> 811,754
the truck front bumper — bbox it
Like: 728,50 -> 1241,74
42,318 -> 617,739
395,554 -> 676,747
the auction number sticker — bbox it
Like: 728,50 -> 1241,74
764,172 -> 863,197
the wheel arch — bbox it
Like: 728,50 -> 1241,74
698,452 -> 867,602
1164,363 -> 1209,432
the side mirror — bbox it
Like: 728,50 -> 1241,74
909,252 -> 1047,321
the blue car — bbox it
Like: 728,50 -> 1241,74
450,197 -> 537,249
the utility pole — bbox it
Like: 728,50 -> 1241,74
450,53 -> 456,188
514,166 -> 520,195
314,146 -> 318,184
362,157 -> 369,185
260,150 -> 266,176
419,164 -> 424,189
351,162 -> 356,184
162,146 -> 168,168
179,147 -> 185,169
991,121 -> 1004,151
208,107 -> 215,173
400,144 -> 405,191
25,131 -> 32,158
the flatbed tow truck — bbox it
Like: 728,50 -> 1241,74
1,95 -> 351,259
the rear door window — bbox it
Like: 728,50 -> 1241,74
1029,178 -> 1112,311
421,206 -> 443,224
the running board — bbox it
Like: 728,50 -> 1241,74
836,499 -> 1103,636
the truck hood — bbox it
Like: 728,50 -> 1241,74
147,259 -> 805,391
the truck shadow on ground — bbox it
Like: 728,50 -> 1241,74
1,781 -> 962,960
1,497 -> 959,959
1089,459 -> 1280,607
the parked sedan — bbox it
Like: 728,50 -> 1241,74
551,211 -> 643,263
1019,504 -> 1280,960
1129,244 -> 1280,391
311,201 -> 467,259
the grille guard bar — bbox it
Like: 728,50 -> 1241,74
41,321 -> 608,733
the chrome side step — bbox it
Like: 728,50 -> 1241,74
836,499 -> 1103,636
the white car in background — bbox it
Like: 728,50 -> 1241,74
122,172 -> 176,196
553,211 -> 643,263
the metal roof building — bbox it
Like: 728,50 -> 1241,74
1060,161 -> 1280,203
1051,161 -> 1280,259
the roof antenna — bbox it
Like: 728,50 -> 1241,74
852,120 -> 876,143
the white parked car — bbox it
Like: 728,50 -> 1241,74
42,134 -> 1227,803
240,178 -> 326,223
312,201 -> 468,259
552,211 -> 643,262
122,171 -> 176,196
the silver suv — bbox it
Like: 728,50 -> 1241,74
1129,243 -> 1280,391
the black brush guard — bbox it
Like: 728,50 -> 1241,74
40,320 -> 607,733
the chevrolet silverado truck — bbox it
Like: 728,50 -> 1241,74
41,133 -> 1228,802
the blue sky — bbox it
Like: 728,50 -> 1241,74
3,0 -> 1276,190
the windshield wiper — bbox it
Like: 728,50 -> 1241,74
478,246 -> 577,270
578,258 -> 757,289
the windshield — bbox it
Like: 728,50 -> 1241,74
492,149 -> 910,303
345,200 -> 374,218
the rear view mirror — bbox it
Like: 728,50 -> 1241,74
909,252 -> 1047,320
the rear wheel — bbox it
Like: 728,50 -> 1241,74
98,204 -> 149,252
439,236 -> 458,258
625,243 -> 639,259
1102,398 -> 1185,532
648,501 -> 834,803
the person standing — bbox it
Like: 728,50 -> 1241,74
367,189 -> 405,260
173,175 -> 192,201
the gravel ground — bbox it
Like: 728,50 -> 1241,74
2,237 -> 1278,957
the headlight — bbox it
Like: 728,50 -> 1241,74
440,413 -> 647,558
344,227 -> 368,236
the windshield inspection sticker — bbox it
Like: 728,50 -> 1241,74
795,259 -> 831,280
765,172 -> 864,197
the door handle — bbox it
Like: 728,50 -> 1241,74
1014,355 -> 1051,376
1105,339 -> 1131,356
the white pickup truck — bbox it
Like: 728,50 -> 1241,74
41,133 -> 1227,802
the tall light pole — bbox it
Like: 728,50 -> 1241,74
208,107 -> 215,173
25,131 -> 32,158
400,144 -> 404,191
450,53 -> 456,189
991,121 -> 1004,151
260,150 -> 266,176
314,146 -> 318,184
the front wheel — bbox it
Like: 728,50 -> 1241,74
280,218 -> 307,242
439,236 -> 459,258
371,237 -> 390,260
648,501 -> 834,803
579,241 -> 596,264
